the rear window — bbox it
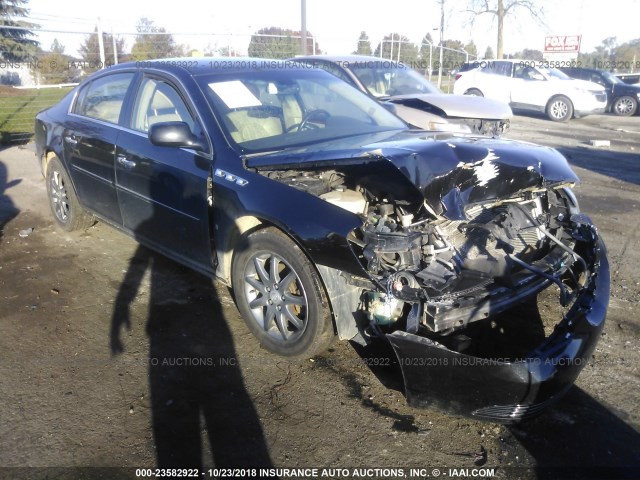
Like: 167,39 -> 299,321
73,73 -> 135,124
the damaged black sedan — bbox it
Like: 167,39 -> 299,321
34,59 -> 609,422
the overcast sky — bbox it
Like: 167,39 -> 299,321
25,0 -> 640,58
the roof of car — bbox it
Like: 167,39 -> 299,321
559,66 -> 610,73
94,57 -> 302,78
480,59 -> 554,64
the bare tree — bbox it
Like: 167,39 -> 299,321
467,0 -> 544,58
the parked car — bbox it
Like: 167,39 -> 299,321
454,59 -> 607,121
292,55 -> 512,137
616,73 -> 640,85
35,58 -> 608,422
559,67 -> 640,116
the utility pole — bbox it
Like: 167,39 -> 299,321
97,18 -> 106,68
112,27 -> 118,65
437,0 -> 444,89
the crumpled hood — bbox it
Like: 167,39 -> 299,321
386,93 -> 513,120
246,131 -> 579,220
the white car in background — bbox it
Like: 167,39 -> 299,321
454,59 -> 607,122
293,55 -> 513,137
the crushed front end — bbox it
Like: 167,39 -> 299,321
383,219 -> 608,422
249,133 -> 609,421
343,157 -> 609,421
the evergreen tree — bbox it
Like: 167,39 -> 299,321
355,31 -> 372,55
0,0 -> 38,61
483,45 -> 494,59
37,39 -> 80,84
130,18 -> 183,61
374,33 -> 419,64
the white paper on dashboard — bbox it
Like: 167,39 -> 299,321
209,81 -> 262,109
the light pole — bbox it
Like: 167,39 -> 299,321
437,0 -> 444,89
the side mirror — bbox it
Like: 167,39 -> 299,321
148,121 -> 206,151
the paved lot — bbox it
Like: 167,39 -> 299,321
0,112 -> 639,479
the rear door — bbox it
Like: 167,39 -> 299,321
476,61 -> 513,103
114,74 -> 214,270
65,72 -> 136,223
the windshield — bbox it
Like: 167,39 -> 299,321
601,70 -> 624,84
348,62 -> 440,97
199,69 -> 407,153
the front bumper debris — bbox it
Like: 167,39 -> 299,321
387,227 -> 609,423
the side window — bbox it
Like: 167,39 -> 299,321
515,65 -> 543,81
74,73 -> 134,124
498,62 -> 513,77
131,77 -> 196,133
481,61 -> 511,77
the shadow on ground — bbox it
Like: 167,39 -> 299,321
110,248 -> 273,469
557,147 -> 640,186
0,160 -> 20,241
511,387 -> 640,479
348,297 -> 640,479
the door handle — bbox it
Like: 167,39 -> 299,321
116,154 -> 136,169
63,134 -> 78,145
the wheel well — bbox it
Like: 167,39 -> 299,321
222,221 -> 339,336
222,218 -> 313,283
216,215 -> 264,285
43,150 -> 56,176
547,94 -> 573,108
612,95 -> 635,104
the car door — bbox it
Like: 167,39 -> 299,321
510,64 -> 549,109
114,74 -> 214,270
65,72 -> 136,223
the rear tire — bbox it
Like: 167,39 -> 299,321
546,95 -> 573,122
231,227 -> 335,358
612,96 -> 638,116
46,156 -> 94,231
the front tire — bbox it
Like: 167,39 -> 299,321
232,227 -> 334,358
546,95 -> 573,122
612,96 -> 638,116
46,156 -> 94,231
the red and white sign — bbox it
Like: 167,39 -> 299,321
544,35 -> 582,53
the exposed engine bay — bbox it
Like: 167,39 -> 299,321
260,166 -> 588,339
